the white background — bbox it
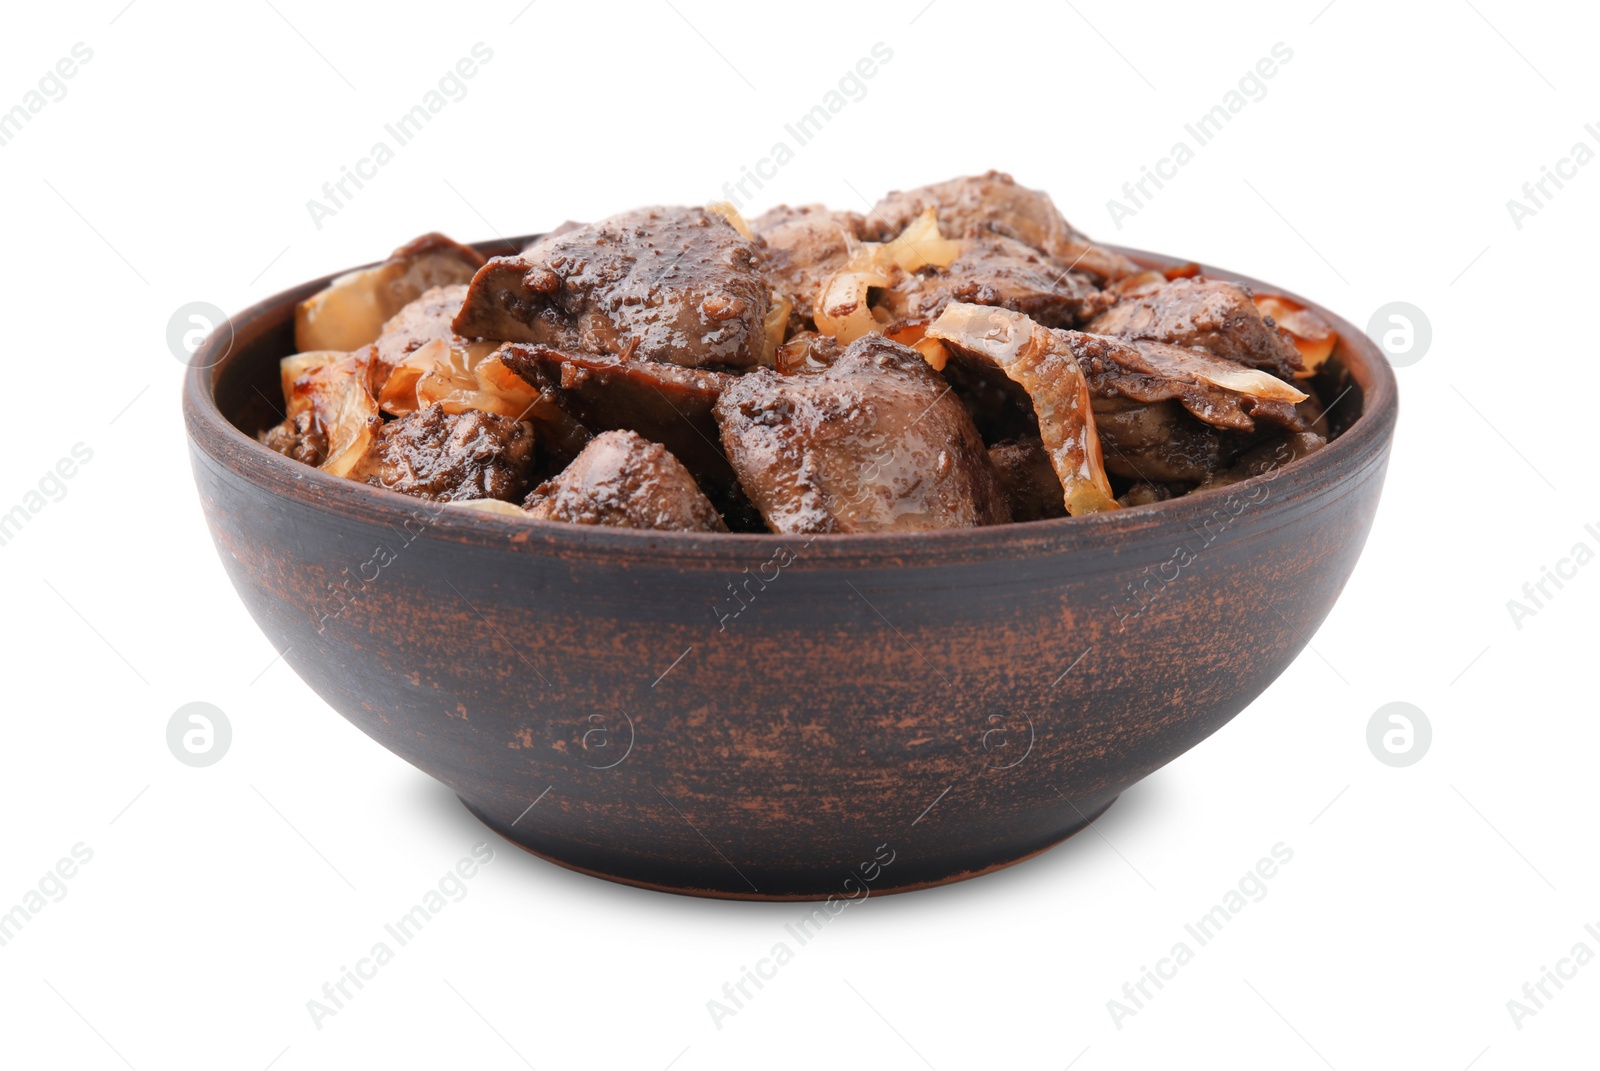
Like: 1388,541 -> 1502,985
1,1 -> 1595,1068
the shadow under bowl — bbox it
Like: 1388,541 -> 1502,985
183,238 -> 1397,900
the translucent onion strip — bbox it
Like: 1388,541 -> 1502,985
928,302 -> 1118,516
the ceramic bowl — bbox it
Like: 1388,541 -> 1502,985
183,238 -> 1397,900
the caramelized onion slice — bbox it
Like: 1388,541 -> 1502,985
278,350 -> 381,477
877,206 -> 962,272
813,208 -> 963,345
882,319 -> 951,372
1254,294 -> 1338,374
763,290 -> 793,358
378,338 -> 540,420
814,263 -> 894,344
320,387 -> 381,478
444,498 -> 530,518
280,351 -> 343,417
928,302 -> 1118,516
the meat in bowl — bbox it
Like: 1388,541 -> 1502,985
257,172 -> 1343,534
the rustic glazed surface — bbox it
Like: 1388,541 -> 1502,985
183,238 -> 1397,900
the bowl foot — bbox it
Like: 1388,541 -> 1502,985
458,793 -> 1119,901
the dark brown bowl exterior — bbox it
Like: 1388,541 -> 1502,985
183,238 -> 1397,900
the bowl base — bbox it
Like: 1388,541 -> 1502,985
459,793 -> 1119,901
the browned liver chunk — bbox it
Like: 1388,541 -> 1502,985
499,344 -> 733,499
525,430 -> 727,531
347,403 -> 534,501
452,206 -> 772,370
879,233 -> 1108,328
714,336 -> 1010,533
988,437 -> 1067,521
1086,277 -> 1303,380
867,171 -> 1139,283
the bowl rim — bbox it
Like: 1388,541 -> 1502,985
183,235 -> 1398,568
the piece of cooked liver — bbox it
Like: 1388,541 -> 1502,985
988,437 -> 1067,521
499,343 -> 733,496
452,206 -> 772,370
347,403 -> 534,501
1058,330 -> 1307,434
1090,396 -> 1229,483
524,430 -> 727,532
714,335 -> 1009,533
867,170 -> 1139,283
1086,277 -> 1304,380
879,232 -> 1108,328
1201,431 -> 1327,489
388,231 -> 486,271
259,410 -> 328,467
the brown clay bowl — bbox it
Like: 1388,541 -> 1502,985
183,236 -> 1397,901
